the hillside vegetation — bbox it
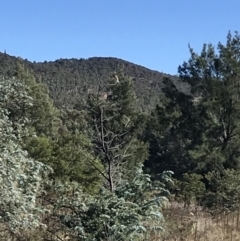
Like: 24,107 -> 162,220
1,32 -> 240,240
0,53 -> 190,110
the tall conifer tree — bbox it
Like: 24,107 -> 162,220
179,32 -> 240,174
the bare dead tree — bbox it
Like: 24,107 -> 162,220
87,79 -> 134,192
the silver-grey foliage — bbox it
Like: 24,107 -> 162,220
52,167 -> 173,241
0,76 -> 52,234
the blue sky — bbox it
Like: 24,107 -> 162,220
1,1 -> 240,74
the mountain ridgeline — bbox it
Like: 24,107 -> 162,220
0,52 -> 190,111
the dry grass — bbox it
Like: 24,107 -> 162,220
142,202 -> 240,241
3,201 -> 240,241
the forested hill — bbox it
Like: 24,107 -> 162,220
0,52 -> 190,111
3,32 -> 240,240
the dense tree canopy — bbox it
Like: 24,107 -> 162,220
3,31 -> 240,240
179,32 -> 240,173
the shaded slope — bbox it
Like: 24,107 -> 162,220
0,53 -> 190,111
